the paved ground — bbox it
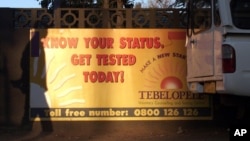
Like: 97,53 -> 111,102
0,120 -> 231,141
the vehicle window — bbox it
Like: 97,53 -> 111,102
231,0 -> 250,29
214,0 -> 221,26
192,0 -> 212,33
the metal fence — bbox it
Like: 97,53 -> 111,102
12,8 -> 187,28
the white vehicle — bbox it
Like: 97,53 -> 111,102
186,0 -> 250,97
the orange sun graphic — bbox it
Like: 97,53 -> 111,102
160,76 -> 183,89
143,62 -> 186,90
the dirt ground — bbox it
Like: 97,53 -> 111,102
0,120 -> 231,141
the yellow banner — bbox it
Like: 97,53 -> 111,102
30,29 -> 212,120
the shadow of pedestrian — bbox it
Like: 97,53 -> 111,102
11,28 -> 53,134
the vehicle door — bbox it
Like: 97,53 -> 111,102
187,0 -> 214,78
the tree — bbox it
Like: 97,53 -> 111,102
37,0 -> 134,9
148,0 -> 171,8
169,0 -> 187,8
169,0 -> 211,8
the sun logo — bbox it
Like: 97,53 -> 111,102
160,76 -> 183,89
143,62 -> 186,90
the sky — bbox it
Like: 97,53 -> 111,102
0,0 -> 152,8
0,0 -> 148,8
0,0 -> 40,8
